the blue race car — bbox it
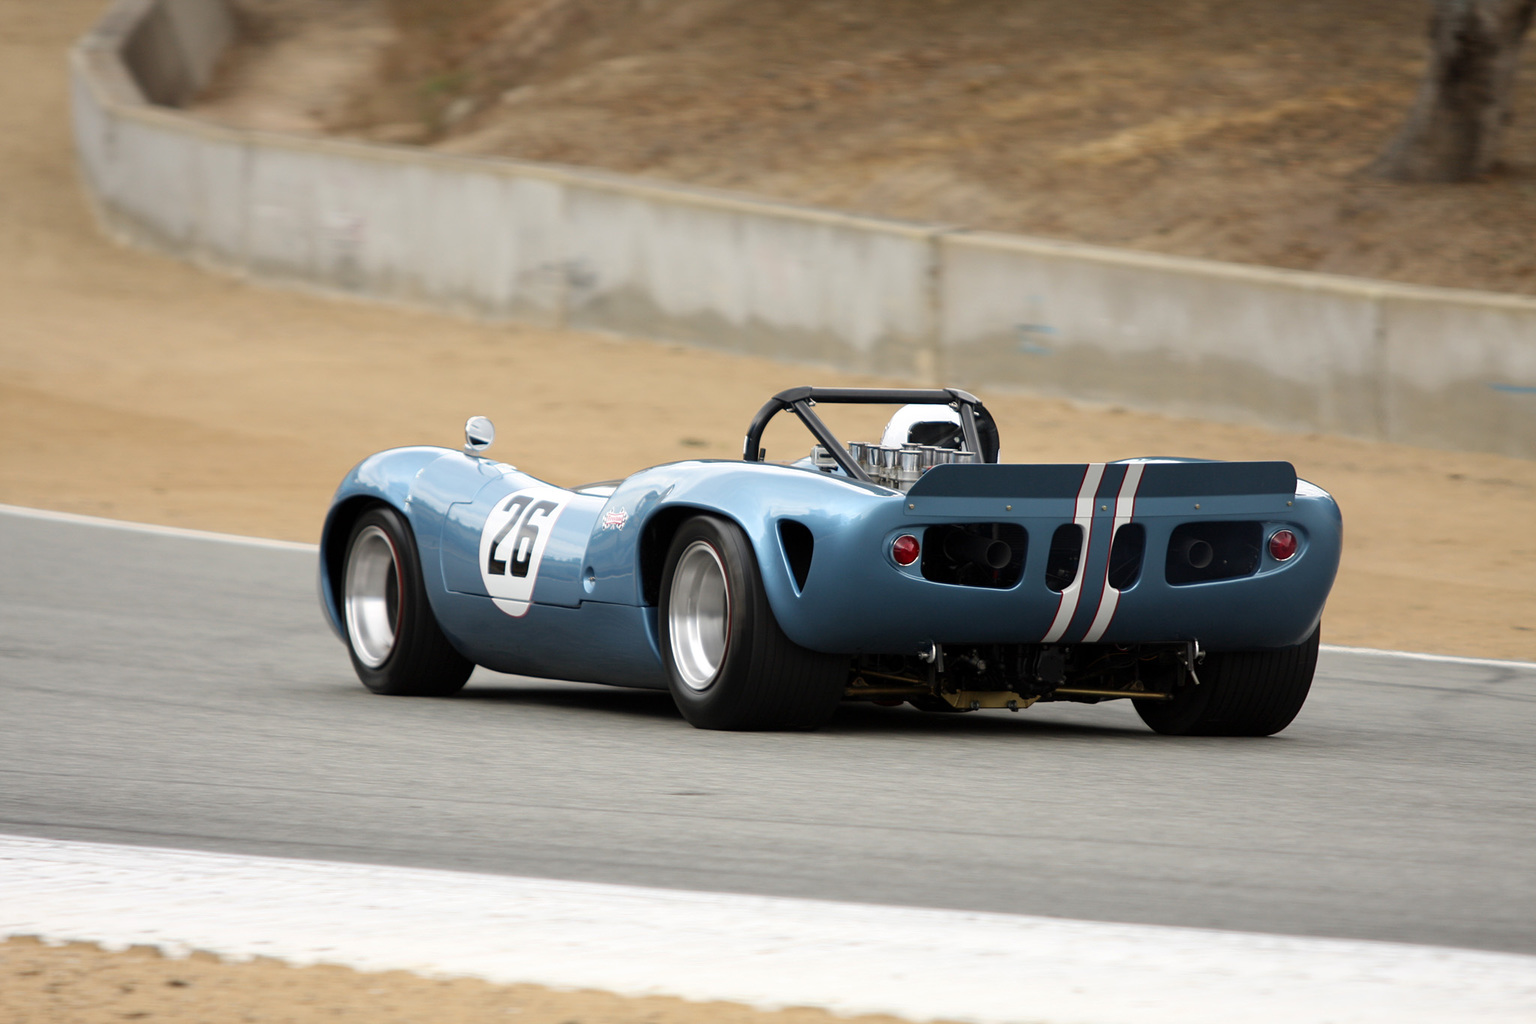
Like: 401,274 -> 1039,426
319,387 -> 1341,735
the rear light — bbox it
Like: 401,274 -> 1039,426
892,534 -> 921,566
1268,529 -> 1298,561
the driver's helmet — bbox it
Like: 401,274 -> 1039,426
880,404 -> 1001,462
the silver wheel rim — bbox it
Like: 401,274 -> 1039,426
344,524 -> 400,669
668,540 -> 730,691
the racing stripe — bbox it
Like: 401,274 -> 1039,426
1061,465 -> 1126,642
1040,463 -> 1106,643
1080,462 -> 1147,643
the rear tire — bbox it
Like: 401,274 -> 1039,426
342,505 -> 474,697
660,516 -> 847,730
1135,626 -> 1319,737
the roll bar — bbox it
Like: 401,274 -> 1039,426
742,387 -> 989,484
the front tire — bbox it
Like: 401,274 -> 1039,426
1135,626 -> 1320,737
342,505 -> 473,697
659,516 -> 847,730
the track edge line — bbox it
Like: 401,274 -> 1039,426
0,503 -> 317,552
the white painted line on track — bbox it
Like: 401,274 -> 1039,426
0,503 -> 317,552
1320,643 -> 1536,672
4,502 -> 1533,671
3,835 -> 1534,1024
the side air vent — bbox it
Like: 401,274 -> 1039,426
920,523 -> 1027,588
779,520 -> 815,591
1165,521 -> 1262,585
1107,523 -> 1146,590
1045,524 -> 1084,592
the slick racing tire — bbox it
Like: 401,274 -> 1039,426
660,515 -> 847,731
1135,626 -> 1320,737
342,505 -> 474,697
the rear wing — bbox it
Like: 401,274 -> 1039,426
907,461 -> 1298,500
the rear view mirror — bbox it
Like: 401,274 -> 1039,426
463,415 -> 495,453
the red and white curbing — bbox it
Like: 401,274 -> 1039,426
3,834 -> 1535,1024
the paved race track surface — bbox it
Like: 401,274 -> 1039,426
3,509 -> 1533,955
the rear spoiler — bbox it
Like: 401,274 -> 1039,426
907,461 -> 1298,500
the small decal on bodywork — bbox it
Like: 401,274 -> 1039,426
601,507 -> 629,531
478,485 -> 570,617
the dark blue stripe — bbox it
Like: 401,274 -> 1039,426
909,463 -> 1107,499
908,461 -> 1297,500
1095,463 -> 1128,502
1136,461 -> 1295,498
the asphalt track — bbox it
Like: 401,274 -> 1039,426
3,507 -> 1534,956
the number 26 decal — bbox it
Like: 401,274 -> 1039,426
478,486 -> 569,617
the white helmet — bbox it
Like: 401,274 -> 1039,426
881,404 -> 963,448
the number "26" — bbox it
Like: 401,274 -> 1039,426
486,495 -> 560,578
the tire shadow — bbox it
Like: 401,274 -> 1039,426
455,679 -> 682,722
454,675 -> 1156,740
825,700 -> 1149,739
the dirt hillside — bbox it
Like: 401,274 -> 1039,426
199,0 -> 1536,296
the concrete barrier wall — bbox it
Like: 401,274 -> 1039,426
940,233 -> 1389,438
72,0 -> 1536,457
938,232 -> 1536,454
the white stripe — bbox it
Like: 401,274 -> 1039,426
1081,461 -> 1146,643
3,835 -> 1533,1024
1321,644 -> 1536,672
0,504 -> 317,552
1041,463 -> 1105,643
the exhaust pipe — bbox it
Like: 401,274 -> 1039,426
1176,537 -> 1214,569
944,531 -> 1013,570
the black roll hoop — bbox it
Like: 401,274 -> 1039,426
741,387 -> 991,484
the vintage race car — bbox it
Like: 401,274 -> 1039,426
319,387 -> 1341,735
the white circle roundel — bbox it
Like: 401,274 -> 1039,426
478,486 -> 569,617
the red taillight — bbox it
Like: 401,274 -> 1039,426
1268,529 -> 1298,561
892,534 -> 921,566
